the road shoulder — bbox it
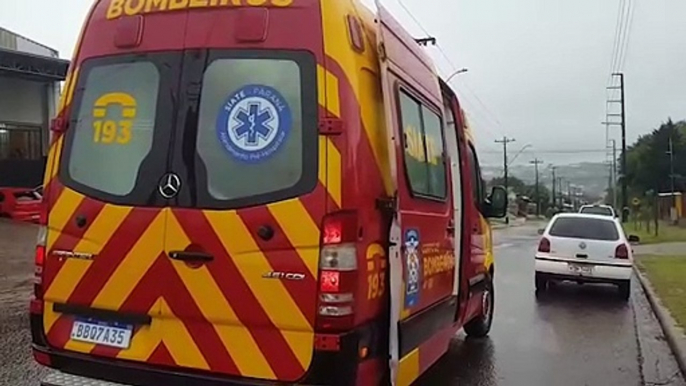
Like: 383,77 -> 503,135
634,267 -> 686,384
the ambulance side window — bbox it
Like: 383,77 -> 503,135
398,90 -> 447,199
466,144 -> 483,205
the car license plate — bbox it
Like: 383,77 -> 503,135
70,319 -> 133,349
568,263 -> 593,275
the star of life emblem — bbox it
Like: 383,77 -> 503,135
217,84 -> 292,164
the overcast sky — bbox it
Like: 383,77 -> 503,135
3,0 -> 685,167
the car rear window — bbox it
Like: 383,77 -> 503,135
549,217 -> 620,241
580,206 -> 614,216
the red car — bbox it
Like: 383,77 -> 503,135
0,186 -> 42,223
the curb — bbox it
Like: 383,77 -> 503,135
634,266 -> 686,380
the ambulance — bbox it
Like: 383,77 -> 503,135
30,0 -> 508,385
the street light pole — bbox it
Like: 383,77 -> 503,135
445,68 -> 469,83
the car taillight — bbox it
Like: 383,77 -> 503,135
317,212 -> 358,332
615,244 -> 629,259
538,237 -> 551,253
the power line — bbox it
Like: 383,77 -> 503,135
608,0 -> 627,81
481,149 -> 610,154
616,0 -> 636,72
607,0 -> 625,83
394,0 -> 431,37
607,0 -> 635,85
393,0 -> 507,137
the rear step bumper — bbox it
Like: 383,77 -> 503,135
42,372 -> 128,386
34,341 -> 357,386
32,310 -> 384,386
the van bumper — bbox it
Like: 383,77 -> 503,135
535,257 -> 632,283
31,313 -> 381,386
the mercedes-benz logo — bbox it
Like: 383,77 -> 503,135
159,173 -> 181,199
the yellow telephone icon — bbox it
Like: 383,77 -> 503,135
92,92 -> 137,145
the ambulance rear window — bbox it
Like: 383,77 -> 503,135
192,51 -> 318,207
65,61 -> 159,196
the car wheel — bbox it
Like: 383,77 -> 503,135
465,275 -> 494,338
535,272 -> 548,292
618,280 -> 630,301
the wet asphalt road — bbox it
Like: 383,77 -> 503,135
0,220 -> 49,385
417,223 -> 685,386
1,220 -> 684,386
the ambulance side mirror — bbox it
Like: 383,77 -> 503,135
484,186 -> 508,218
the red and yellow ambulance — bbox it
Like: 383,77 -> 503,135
31,0 -> 507,385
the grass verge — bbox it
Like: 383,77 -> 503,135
626,222 -> 686,244
637,255 -> 686,330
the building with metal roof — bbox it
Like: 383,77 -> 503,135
0,26 -> 69,188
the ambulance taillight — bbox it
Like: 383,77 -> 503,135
30,226 -> 47,314
316,212 -> 358,331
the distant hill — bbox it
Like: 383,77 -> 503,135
482,162 -> 611,199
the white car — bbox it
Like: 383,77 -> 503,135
535,213 -> 639,300
579,204 -> 616,218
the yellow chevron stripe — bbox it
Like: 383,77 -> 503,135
398,348 -> 421,386
317,66 -> 326,108
117,298 -> 163,362
321,0 -> 393,195
44,205 -> 132,332
46,188 -> 84,253
318,136 -> 327,186
317,136 -> 343,208
75,205 -> 133,256
165,215 -> 276,379
63,336 -> 96,353
324,69 -> 340,118
91,212 -> 166,310
65,68 -> 80,108
267,200 -> 320,278
42,302 -> 61,335
42,135 -> 62,187
57,72 -> 74,114
159,299 -> 210,370
204,211 -> 314,370
316,65 -> 343,207
51,136 -> 64,181
316,65 -> 341,117
325,138 -> 342,207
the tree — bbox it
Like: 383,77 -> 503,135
622,119 -> 686,197
523,184 -> 551,212
487,176 -> 526,193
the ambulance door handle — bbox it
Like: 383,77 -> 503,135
169,251 -> 214,263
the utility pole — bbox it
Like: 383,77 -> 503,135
668,136 -> 676,221
495,137 -> 516,194
551,166 -> 557,209
530,158 -> 544,216
607,73 -> 628,222
611,139 -> 618,210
